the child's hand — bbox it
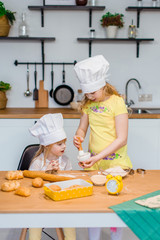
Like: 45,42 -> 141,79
81,156 -> 97,168
73,135 -> 84,149
46,160 -> 59,171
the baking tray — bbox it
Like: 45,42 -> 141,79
44,179 -> 93,201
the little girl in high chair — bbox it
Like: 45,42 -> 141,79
73,55 -> 133,240
28,113 -> 76,240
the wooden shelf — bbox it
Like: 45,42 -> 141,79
77,37 -> 154,58
28,5 -> 105,27
126,6 -> 160,27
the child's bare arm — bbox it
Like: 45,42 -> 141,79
73,113 -> 89,149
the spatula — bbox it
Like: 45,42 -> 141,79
33,63 -> 38,100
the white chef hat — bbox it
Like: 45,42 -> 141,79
29,113 -> 66,146
74,55 -> 109,94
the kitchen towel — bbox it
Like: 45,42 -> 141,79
109,190 -> 160,240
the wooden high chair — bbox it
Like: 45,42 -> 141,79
18,144 -> 64,240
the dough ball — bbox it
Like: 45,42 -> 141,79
32,177 -> 44,188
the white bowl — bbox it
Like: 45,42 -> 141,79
90,174 -> 107,186
77,152 -> 91,162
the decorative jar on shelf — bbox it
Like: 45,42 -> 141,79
76,0 -> 88,6
106,26 -> 118,38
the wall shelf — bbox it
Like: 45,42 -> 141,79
28,5 -> 105,27
0,37 -> 55,80
126,6 -> 160,27
77,37 -> 154,58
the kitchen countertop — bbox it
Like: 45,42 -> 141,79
0,170 -> 159,213
1,108 -> 160,119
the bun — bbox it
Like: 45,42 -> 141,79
15,187 -> 31,197
64,184 -> 84,190
49,184 -> 61,191
1,181 -> 20,192
32,178 -> 44,188
6,171 -> 23,180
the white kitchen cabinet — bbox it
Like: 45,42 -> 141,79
0,118 -> 160,171
0,119 -> 89,171
0,119 -> 38,170
128,119 -> 160,170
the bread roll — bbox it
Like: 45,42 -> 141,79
64,185 -> 84,190
1,181 -> 20,192
32,177 -> 44,188
23,170 -> 73,182
15,187 -> 31,197
49,184 -> 61,191
6,171 -> 23,180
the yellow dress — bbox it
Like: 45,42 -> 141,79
83,95 -> 132,170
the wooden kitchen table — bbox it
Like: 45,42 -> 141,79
0,170 -> 159,228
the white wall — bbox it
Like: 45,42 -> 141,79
1,0 -> 160,108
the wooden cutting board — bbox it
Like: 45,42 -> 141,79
35,80 -> 48,108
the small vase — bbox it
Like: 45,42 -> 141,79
76,0 -> 88,6
0,91 -> 7,109
0,15 -> 11,37
106,26 -> 118,38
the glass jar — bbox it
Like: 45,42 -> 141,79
137,0 -> 143,6
89,0 -> 96,6
77,89 -> 83,102
152,0 -> 157,7
18,13 -> 28,37
128,24 -> 137,38
90,29 -> 95,38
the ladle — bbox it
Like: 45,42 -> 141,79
49,64 -> 54,98
24,63 -> 32,97
77,137 -> 91,162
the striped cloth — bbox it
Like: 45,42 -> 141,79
109,190 -> 160,240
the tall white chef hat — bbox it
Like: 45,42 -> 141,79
74,55 -> 110,94
29,113 -> 66,146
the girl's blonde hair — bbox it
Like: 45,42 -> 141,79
29,145 -> 52,167
29,138 -> 67,168
79,82 -> 121,110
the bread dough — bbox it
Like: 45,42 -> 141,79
49,184 -> 61,191
1,180 -> 20,192
15,187 -> 31,197
32,177 -> 44,188
6,171 -> 23,180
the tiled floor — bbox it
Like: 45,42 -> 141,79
0,228 -> 139,239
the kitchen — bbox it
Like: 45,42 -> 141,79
0,0 -> 160,239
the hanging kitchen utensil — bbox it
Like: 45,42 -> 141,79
35,80 -> 48,108
33,63 -> 38,100
24,63 -> 32,97
49,64 -> 54,98
53,64 -> 74,106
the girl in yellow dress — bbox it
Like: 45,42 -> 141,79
73,55 -> 132,240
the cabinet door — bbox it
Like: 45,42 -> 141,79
128,119 -> 160,170
0,118 -> 89,171
0,119 -> 38,170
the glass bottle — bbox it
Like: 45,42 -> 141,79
18,13 -> 29,37
77,89 -> 83,102
128,20 -> 137,38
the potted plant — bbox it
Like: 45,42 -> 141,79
100,12 -> 124,38
0,81 -> 11,109
0,1 -> 16,36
